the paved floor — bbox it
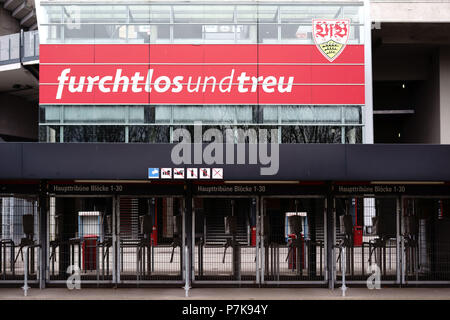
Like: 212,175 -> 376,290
1,287 -> 450,300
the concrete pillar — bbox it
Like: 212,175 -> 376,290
39,181 -> 48,288
440,46 -> 450,144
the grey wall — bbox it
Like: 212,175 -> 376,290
440,46 -> 450,144
1,143 -> 450,181
0,94 -> 38,140
0,7 -> 20,36
403,52 -> 441,144
372,23 -> 446,144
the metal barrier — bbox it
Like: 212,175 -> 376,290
118,196 -> 184,284
0,30 -> 39,66
261,197 -> 327,285
47,196 -> 113,284
193,197 -> 258,284
4,193 -> 450,287
401,197 -> 450,284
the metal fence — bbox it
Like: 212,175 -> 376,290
118,196 -> 184,284
334,197 -> 399,284
0,196 -> 40,283
193,197 -> 258,283
3,193 -> 450,287
261,197 -> 326,284
402,197 -> 450,284
47,196 -> 113,284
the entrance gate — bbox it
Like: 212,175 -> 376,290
192,196 -> 259,284
333,196 -> 400,285
47,195 -> 114,285
401,196 -> 450,284
260,196 -> 327,285
117,196 -> 185,285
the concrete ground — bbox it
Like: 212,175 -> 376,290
1,287 -> 450,300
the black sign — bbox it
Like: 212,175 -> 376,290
333,183 -> 450,196
49,183 -> 185,195
193,183 -> 327,196
0,182 -> 39,194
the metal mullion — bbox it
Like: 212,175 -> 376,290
191,197 -> 195,283
332,197 -> 337,287
396,197 -> 401,285
324,198 -> 328,282
260,197 -> 265,284
181,197 -> 186,281
116,196 -> 121,284
277,6 -> 281,42
256,196 -> 260,285
170,6 -> 174,43
233,5 -> 237,43
125,106 -> 130,143
341,106 -> 346,144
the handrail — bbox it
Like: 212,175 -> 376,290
0,30 -> 39,65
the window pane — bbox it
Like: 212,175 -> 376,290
174,24 -> 202,40
68,5 -> 128,24
236,5 -> 258,23
94,25 -> 127,43
149,5 -> 171,23
129,5 -> 151,23
344,106 -> 362,124
63,126 -> 125,142
276,106 -> 342,124
44,106 -> 61,123
345,126 -> 362,144
40,5 -> 62,24
63,106 -> 127,123
64,24 -> 94,43
259,24 -> 277,42
39,126 -> 60,143
129,126 -> 170,143
129,107 -> 146,123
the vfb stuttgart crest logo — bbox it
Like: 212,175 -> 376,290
313,19 -> 350,62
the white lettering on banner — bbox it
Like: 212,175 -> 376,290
55,68 -> 294,100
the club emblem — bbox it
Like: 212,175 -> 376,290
313,19 -> 350,62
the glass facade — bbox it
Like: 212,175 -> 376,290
38,1 -> 366,144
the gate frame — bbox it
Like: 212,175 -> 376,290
400,195 -> 450,285
0,194 -> 41,285
260,195 -> 328,286
45,194 -> 115,285
191,195 -> 259,285
332,194 -> 401,285
116,194 -> 185,286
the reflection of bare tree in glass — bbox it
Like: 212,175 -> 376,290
96,126 -> 125,142
345,127 -> 362,144
64,126 -> 93,142
129,126 -> 170,143
64,126 -> 125,142
282,126 -> 342,143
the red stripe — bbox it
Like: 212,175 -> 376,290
40,44 -> 365,105
40,44 -> 364,64
40,64 -> 364,84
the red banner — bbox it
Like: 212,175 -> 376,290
40,44 -> 365,105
